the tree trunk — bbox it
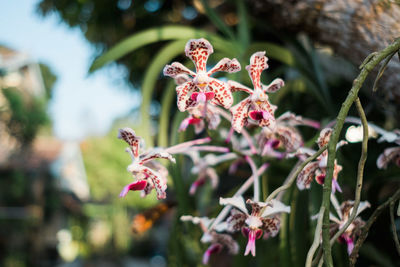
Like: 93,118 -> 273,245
250,0 -> 400,114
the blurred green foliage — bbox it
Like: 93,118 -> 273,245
1,88 -> 48,145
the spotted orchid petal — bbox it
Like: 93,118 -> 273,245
297,161 -> 320,190
140,148 -> 176,164
377,146 -> 400,169
246,51 -> 269,89
220,196 -> 248,214
207,57 -> 241,75
261,216 -> 281,238
174,74 -> 191,85
118,128 -> 141,158
257,101 -> 277,129
207,78 -> 233,109
318,128 -> 333,148
275,126 -> 303,152
163,62 -> 196,78
228,80 -> 254,94
119,180 -> 147,198
261,199 -> 291,217
176,81 -> 197,111
185,38 -> 213,72
262,78 -> 285,93
142,167 -> 167,200
227,209 -> 247,232
230,98 -> 251,133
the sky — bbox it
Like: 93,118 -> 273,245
0,0 -> 140,140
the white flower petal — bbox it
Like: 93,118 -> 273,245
261,199 -> 290,217
219,196 -> 248,214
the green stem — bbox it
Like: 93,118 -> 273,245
329,98 -> 368,244
349,188 -> 400,266
320,38 -> 400,267
265,144 -> 327,203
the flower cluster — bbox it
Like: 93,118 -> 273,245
114,38 -> 387,264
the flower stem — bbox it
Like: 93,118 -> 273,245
320,38 -> 400,267
245,155 -> 259,202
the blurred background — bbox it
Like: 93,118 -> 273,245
0,0 -> 399,266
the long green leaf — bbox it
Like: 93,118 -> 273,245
200,0 -> 235,40
158,80 -> 176,147
138,40 -> 188,147
89,25 -> 234,72
236,0 -> 250,49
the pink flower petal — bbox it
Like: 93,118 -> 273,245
185,38 -> 213,72
332,179 -> 343,193
249,110 -> 264,120
189,178 -> 206,195
178,118 -> 190,132
202,244 -> 222,265
119,180 -> 147,198
244,229 -> 263,256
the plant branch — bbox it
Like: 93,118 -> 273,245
320,38 -> 400,267
390,200 -> 400,256
349,188 -> 400,266
306,207 -> 325,267
265,144 -> 327,203
245,155 -> 260,201
330,98 -> 368,244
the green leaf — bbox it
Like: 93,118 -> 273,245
89,25 -> 234,72
200,0 -> 235,41
372,51 -> 395,92
247,42 -> 295,66
137,40 -> 188,147
236,0 -> 250,49
157,80 -> 176,147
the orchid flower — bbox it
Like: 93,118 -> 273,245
377,145 -> 400,169
182,151 -> 236,195
118,128 -> 176,200
220,196 -> 290,256
296,128 -> 346,193
163,38 -> 241,111
257,111 -> 320,158
228,51 -> 284,133
180,215 -> 238,264
179,102 -> 221,133
329,199 -> 370,254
